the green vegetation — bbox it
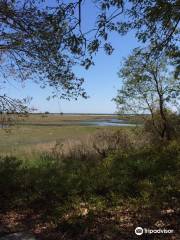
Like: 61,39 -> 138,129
0,125 -> 99,155
0,122 -> 179,239
0,114 -> 121,156
1,0 -> 179,114
0,1 -> 179,239
114,49 -> 179,141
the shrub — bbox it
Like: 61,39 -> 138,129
90,129 -> 133,157
144,111 -> 180,143
109,141 -> 180,206
0,131 -> 179,221
0,156 -> 22,209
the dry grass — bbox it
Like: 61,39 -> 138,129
45,128 -> 138,161
0,113 -> 138,157
17,113 -> 117,124
0,125 -> 101,156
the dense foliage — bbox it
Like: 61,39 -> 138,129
0,0 -> 179,112
114,49 -> 180,140
0,127 -> 179,239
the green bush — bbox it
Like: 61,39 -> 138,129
108,141 -> 180,205
144,111 -> 180,142
0,133 -> 179,220
0,156 -> 25,209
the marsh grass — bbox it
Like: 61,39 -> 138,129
0,119 -> 179,239
0,125 -> 103,155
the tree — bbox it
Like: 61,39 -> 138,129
0,0 -> 179,113
114,48 -> 180,140
0,95 -> 32,127
0,0 -> 88,102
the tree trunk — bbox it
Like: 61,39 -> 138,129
159,96 -> 171,140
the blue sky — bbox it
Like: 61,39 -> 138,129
5,1 -> 139,114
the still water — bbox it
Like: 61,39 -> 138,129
0,118 -> 138,128
78,119 -> 137,127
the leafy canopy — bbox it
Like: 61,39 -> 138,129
0,0 -> 179,111
114,48 -> 180,114
114,48 -> 180,139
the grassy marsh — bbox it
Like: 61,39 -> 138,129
0,114 -> 125,156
